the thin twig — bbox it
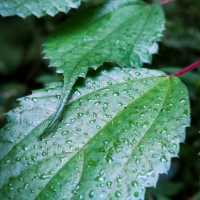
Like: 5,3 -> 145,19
174,60 -> 200,77
160,0 -> 175,5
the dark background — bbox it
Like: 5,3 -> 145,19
0,1 -> 199,199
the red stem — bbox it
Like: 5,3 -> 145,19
160,0 -> 200,77
174,60 -> 200,77
160,0 -> 174,5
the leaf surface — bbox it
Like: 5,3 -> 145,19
44,0 -> 165,130
0,67 -> 190,200
0,0 -> 83,17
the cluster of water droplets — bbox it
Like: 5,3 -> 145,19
0,68 -> 190,200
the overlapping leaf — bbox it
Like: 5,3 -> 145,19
0,67 -> 190,200
0,0 -> 82,17
44,0 -> 165,128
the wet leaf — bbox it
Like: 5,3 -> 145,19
44,0 -> 165,129
0,0 -> 83,17
0,67 -> 190,200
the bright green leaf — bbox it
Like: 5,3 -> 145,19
0,0 -> 82,17
0,67 -> 190,200
44,0 -> 165,130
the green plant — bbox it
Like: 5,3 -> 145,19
0,0 -> 197,199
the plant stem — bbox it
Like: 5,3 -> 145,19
174,60 -> 200,77
160,0 -> 174,5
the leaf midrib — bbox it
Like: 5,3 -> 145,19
103,81 -> 171,199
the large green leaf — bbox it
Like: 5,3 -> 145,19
0,67 -> 190,200
44,0 -> 165,130
0,0 -> 82,17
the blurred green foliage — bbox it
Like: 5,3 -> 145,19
149,1 -> 200,199
0,0 -> 199,199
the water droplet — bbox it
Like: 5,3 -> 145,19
95,101 -> 101,106
96,125 -> 101,129
116,176 -> 122,183
103,102 -> 108,108
89,119 -> 96,124
5,159 -> 11,164
42,151 -> 47,156
160,155 -> 167,163
66,140 -> 72,144
133,191 -> 139,198
115,191 -> 121,198
180,99 -> 186,104
77,112 -> 84,118
113,91 -> 120,97
131,181 -> 138,187
32,98 -> 37,102
89,190 -> 94,198
106,181 -> 112,188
